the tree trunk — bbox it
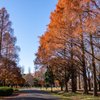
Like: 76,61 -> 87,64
46,85 -> 47,90
79,73 -> 81,89
16,84 -> 17,88
3,79 -> 5,86
83,69 -> 88,94
75,76 -> 77,91
88,79 -> 91,91
71,68 -> 76,92
81,34 -> 88,94
71,37 -> 76,92
88,71 -> 91,91
99,81 -> 100,91
87,2 -> 97,96
90,35 -> 97,96
60,82 -> 63,91
11,85 -> 13,88
51,84 -> 52,92
65,67 -> 68,92
63,43 -> 68,92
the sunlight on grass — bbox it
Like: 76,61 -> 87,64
41,87 -> 100,100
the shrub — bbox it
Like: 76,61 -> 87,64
0,87 -> 13,96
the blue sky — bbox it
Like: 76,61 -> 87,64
0,0 -> 58,73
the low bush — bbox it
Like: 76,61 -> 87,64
0,87 -> 13,96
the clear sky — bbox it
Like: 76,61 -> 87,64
0,0 -> 58,74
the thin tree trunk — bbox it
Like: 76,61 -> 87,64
60,82 -> 63,91
79,73 -> 81,89
3,79 -> 5,86
88,79 -> 91,91
16,84 -> 17,88
87,2 -> 97,95
79,14 -> 88,94
71,37 -> 76,92
83,67 -> 88,94
90,35 -> 97,96
46,85 -> 47,90
65,66 -> 68,92
51,84 -> 52,92
63,42 -> 68,92
81,34 -> 88,94
88,70 -> 91,91
75,76 -> 77,91
99,81 -> 100,91
71,67 -> 76,92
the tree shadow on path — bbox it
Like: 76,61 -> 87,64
3,89 -> 61,100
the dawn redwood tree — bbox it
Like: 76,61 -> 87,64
49,57 -> 71,91
0,8 -> 13,58
64,0 -> 100,95
34,0 -> 100,96
86,1 -> 100,96
0,7 -> 20,66
0,7 -> 21,86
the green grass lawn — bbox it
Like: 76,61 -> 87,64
41,88 -> 100,100
13,88 -> 19,91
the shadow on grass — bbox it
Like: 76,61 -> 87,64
43,89 -> 100,100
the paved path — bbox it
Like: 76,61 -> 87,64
4,89 -> 62,100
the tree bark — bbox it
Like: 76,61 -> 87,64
46,85 -> 47,90
51,83 -> 52,92
99,81 -> 100,91
16,84 -> 17,88
71,37 -> 76,92
88,70 -> 91,91
60,82 -> 63,91
90,35 -> 97,96
71,67 -> 76,92
81,34 -> 88,94
79,73 -> 81,89
3,79 -> 5,86
75,76 -> 77,91
65,66 -> 68,92
88,79 -> 91,91
63,42 -> 68,92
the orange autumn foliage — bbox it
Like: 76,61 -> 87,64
35,0 -> 100,95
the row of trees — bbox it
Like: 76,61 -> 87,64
35,0 -> 100,96
0,8 -> 24,87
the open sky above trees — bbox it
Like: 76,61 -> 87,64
0,0 -> 58,73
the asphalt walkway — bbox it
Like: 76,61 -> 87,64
4,89 -> 62,100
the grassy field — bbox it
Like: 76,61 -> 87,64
41,87 -> 100,100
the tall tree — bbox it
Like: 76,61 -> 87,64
45,70 -> 54,92
0,7 -> 20,86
